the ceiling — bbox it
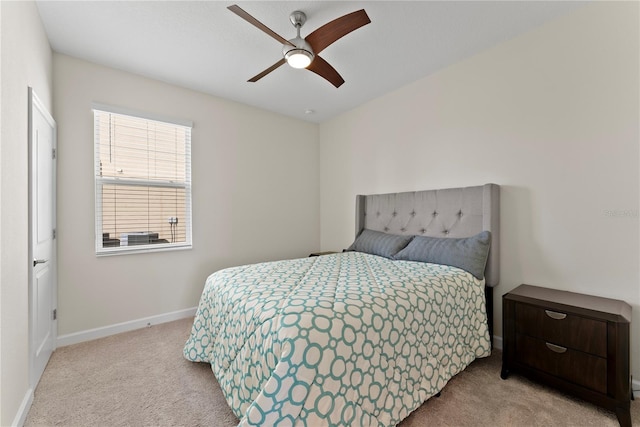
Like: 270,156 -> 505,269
36,1 -> 586,123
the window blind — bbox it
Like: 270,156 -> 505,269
94,108 -> 192,255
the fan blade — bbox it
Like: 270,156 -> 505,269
248,58 -> 286,82
305,9 -> 370,54
307,56 -> 345,88
228,5 -> 295,47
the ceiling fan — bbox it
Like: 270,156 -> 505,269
227,4 -> 371,88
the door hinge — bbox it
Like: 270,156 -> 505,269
53,228 -> 56,239
53,309 -> 57,320
52,148 -> 56,159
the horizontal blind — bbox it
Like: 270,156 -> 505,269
94,108 -> 192,255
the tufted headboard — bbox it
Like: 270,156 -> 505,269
355,183 -> 500,287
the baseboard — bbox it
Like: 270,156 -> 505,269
12,388 -> 34,427
493,334 -> 503,350
57,307 -> 197,347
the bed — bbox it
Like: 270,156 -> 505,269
184,183 -> 500,426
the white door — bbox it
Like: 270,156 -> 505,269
29,87 -> 57,389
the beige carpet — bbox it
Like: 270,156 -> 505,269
25,318 -> 639,427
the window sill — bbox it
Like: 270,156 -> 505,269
96,243 -> 192,257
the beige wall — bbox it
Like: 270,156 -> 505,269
53,54 -> 319,336
319,2 -> 639,378
0,1 -> 53,424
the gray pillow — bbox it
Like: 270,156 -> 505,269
394,231 -> 491,280
347,229 -> 413,259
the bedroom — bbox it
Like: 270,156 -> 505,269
1,1 -> 638,426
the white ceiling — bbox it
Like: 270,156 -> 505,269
36,1 -> 587,123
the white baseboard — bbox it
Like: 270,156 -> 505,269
493,334 -> 503,350
12,388 -> 34,427
56,307 -> 197,348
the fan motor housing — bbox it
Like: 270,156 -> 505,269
282,37 -> 314,58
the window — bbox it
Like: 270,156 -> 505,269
93,105 -> 192,255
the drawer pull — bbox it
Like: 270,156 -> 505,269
545,342 -> 567,353
545,310 -> 567,320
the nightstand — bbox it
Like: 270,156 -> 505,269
502,284 -> 632,426
308,251 -> 338,257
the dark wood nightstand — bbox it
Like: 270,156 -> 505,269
308,251 -> 338,257
502,284 -> 632,427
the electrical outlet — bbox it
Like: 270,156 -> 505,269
168,217 -> 178,224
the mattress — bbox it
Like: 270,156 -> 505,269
184,251 -> 491,426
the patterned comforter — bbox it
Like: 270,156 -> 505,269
184,251 -> 491,426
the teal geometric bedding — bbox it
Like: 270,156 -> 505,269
184,252 -> 491,426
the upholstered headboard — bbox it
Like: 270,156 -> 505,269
355,183 -> 500,287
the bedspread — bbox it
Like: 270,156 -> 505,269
184,251 -> 491,426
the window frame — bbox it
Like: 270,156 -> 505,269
93,103 -> 193,256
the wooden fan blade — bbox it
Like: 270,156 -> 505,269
307,55 -> 345,88
305,9 -> 370,54
248,58 -> 286,82
228,5 -> 295,47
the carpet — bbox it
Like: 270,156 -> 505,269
25,318 -> 639,426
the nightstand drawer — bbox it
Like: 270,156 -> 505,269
515,334 -> 607,394
515,303 -> 607,357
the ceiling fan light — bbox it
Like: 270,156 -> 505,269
285,49 -> 313,69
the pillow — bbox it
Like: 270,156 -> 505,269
394,231 -> 491,280
347,229 -> 413,259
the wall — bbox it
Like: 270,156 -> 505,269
0,1 -> 53,425
319,2 -> 639,378
53,54 -> 319,337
